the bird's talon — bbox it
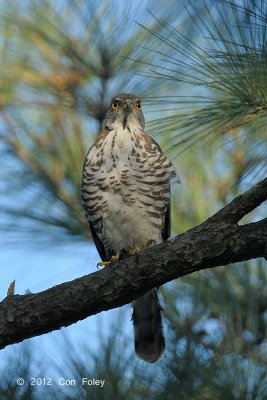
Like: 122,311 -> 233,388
97,261 -> 111,269
127,241 -> 155,257
97,255 -> 120,269
144,239 -> 156,249
127,246 -> 142,256
111,255 -> 120,263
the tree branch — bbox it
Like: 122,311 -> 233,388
0,178 -> 266,350
210,178 -> 267,223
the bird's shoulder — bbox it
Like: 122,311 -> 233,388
83,128 -> 110,168
137,130 -> 163,153
88,128 -> 110,152
145,134 -> 163,154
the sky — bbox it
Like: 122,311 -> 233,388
0,0 -> 180,378
0,240 -> 133,376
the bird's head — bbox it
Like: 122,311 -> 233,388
104,93 -> 145,130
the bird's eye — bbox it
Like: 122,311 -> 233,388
136,102 -> 142,110
112,102 -> 119,110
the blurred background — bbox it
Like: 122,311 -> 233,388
0,0 -> 266,399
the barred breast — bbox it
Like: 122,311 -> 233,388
81,125 -> 176,257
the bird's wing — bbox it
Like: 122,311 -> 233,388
89,220 -> 108,262
81,129 -> 110,262
150,136 -> 171,240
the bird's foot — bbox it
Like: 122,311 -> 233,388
127,246 -> 143,256
127,240 -> 156,256
143,239 -> 156,250
97,241 -> 156,269
97,255 -> 120,269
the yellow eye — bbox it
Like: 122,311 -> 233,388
136,101 -> 142,110
112,102 -> 119,110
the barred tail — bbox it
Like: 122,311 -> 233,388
132,289 -> 165,363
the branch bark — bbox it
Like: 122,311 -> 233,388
0,178 -> 266,350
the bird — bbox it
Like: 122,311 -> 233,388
81,93 -> 176,363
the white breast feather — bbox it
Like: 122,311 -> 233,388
87,122 -> 176,255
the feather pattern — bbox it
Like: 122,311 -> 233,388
81,93 -> 176,362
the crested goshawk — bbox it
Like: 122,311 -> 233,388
81,93 -> 176,362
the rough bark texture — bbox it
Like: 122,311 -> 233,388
0,178 -> 266,350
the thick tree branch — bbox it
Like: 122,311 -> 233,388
0,178 -> 266,350
211,178 -> 267,223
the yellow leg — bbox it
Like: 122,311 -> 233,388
97,240 -> 156,268
97,255 -> 120,268
143,239 -> 156,249
127,246 -> 142,256
127,240 -> 156,256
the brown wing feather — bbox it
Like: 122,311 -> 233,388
81,129 -> 110,261
150,136 -> 171,241
82,132 -> 171,261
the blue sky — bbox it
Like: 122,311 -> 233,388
0,0 -> 176,376
0,240 -> 133,374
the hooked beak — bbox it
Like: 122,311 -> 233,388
123,99 -> 133,111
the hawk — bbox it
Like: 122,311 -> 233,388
81,93 -> 176,363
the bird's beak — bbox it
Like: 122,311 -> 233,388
123,99 -> 133,111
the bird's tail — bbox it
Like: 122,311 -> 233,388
132,288 -> 165,363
